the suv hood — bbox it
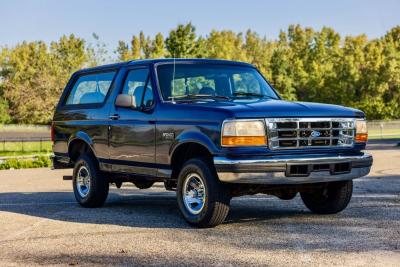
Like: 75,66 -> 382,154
184,99 -> 365,118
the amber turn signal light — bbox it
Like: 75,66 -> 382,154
222,136 -> 266,146
355,133 -> 368,142
355,119 -> 368,143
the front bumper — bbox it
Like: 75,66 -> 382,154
214,153 -> 372,184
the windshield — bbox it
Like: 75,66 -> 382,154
156,63 -> 279,101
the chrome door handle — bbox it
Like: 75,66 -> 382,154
109,114 -> 120,120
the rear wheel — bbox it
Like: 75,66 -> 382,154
73,154 -> 109,208
300,180 -> 353,214
177,158 -> 231,228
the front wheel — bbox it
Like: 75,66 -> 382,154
177,158 -> 231,228
300,180 -> 353,214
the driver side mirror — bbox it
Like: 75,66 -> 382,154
115,94 -> 137,109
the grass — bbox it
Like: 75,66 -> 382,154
0,141 -> 52,156
0,155 -> 51,170
369,135 -> 400,140
368,129 -> 400,139
0,151 -> 51,157
0,140 -> 52,169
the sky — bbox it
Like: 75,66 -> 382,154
0,0 -> 399,51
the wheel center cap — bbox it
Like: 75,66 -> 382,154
190,190 -> 197,198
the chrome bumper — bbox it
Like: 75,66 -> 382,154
214,153 -> 372,184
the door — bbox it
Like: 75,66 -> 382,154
108,67 -> 156,176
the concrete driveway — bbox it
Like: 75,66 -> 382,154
0,145 -> 399,266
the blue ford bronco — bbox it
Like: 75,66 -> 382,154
52,59 -> 372,227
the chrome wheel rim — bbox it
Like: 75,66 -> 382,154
76,165 -> 91,198
182,173 -> 206,215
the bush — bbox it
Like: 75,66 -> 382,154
0,155 -> 51,170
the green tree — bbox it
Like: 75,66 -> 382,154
151,33 -> 165,58
131,36 -> 141,59
139,31 -> 152,58
2,23 -> 400,123
165,23 -> 198,58
116,40 -> 132,61
243,30 -> 275,78
269,31 -> 297,100
303,27 -> 342,103
0,97 -> 11,123
88,33 -> 111,65
1,35 -> 89,124
204,30 -> 246,60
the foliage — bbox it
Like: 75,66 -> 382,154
0,35 -> 89,124
0,98 -> 11,123
0,155 -> 51,170
165,23 -> 200,58
86,23 -> 400,120
88,33 -> 112,66
1,24 -> 400,122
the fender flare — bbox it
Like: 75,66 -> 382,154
169,130 -> 219,164
67,131 -> 96,158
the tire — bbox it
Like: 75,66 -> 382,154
300,180 -> 353,214
72,154 -> 109,208
177,158 -> 231,228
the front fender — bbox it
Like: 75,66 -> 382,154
169,130 -> 220,162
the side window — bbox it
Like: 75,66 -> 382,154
122,68 -> 154,108
65,71 -> 116,105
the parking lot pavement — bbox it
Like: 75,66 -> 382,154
0,148 -> 399,266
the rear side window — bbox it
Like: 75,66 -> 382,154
65,71 -> 116,105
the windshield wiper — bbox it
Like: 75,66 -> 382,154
233,92 -> 265,97
168,94 -> 230,101
232,92 -> 276,99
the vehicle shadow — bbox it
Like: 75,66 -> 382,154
0,189 -> 309,229
0,176 -> 399,252
0,189 -> 190,229
0,175 -> 398,224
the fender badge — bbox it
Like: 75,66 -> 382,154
162,132 -> 175,140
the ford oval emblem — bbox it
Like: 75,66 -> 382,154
310,131 -> 321,138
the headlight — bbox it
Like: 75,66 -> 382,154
222,119 -> 266,146
355,119 -> 368,143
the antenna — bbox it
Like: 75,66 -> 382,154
171,53 -> 176,103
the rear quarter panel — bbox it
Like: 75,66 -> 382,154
52,67 -> 125,160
